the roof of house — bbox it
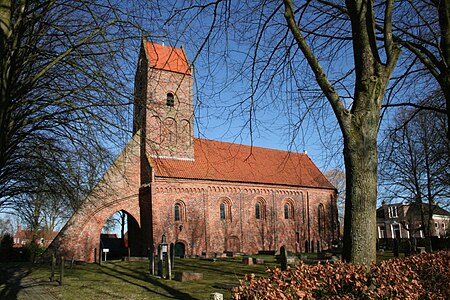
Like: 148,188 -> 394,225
14,226 -> 59,242
144,41 -> 191,75
150,138 -> 335,189
407,203 -> 450,217
376,202 -> 450,219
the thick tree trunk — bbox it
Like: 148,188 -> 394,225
342,112 -> 378,265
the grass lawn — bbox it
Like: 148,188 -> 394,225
0,252 -> 401,299
1,255 -> 279,300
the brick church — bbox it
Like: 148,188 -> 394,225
48,41 -> 338,262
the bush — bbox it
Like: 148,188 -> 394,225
233,251 -> 450,299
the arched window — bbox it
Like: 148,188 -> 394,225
220,203 -> 226,220
256,203 -> 261,219
284,203 -> 290,219
174,201 -> 185,222
255,197 -> 266,220
174,203 -> 181,221
166,92 -> 175,107
318,203 -> 325,237
284,200 -> 294,220
219,198 -> 232,221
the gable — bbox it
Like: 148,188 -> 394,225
150,138 -> 335,189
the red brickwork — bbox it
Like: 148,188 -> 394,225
48,41 -> 337,262
151,178 -> 336,256
46,135 -> 143,262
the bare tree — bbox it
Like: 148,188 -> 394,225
379,96 -> 450,237
0,1 -> 172,226
164,0 -> 400,265
383,0 -> 450,139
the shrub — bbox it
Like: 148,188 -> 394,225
233,251 -> 450,299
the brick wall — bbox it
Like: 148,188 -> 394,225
151,178 -> 337,256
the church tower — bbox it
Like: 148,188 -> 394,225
134,40 -> 194,160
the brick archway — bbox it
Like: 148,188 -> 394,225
46,134 -> 145,262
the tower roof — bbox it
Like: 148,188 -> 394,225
144,41 -> 191,75
150,138 -> 335,189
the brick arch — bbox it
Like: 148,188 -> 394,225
51,194 -> 141,262
45,133 -> 143,263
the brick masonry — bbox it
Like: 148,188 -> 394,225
46,41 -> 338,262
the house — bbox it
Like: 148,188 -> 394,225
13,225 -> 59,247
376,201 -> 450,239
47,41 -> 338,262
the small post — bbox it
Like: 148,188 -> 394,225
149,244 -> 155,275
280,245 -> 288,271
166,250 -> 172,280
128,247 -> 131,260
71,256 -> 74,269
50,254 -> 56,282
393,238 -> 399,258
94,248 -> 97,264
99,247 -> 102,265
170,242 -> 174,270
59,256 -> 64,286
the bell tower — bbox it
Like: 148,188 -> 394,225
134,40 -> 194,160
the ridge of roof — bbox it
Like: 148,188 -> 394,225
144,41 -> 192,75
150,138 -> 335,189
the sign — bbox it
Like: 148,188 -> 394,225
103,248 -> 109,253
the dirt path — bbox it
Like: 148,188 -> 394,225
0,266 -> 59,300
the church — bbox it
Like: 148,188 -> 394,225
48,41 -> 338,262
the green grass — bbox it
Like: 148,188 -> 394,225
0,252 -> 401,299
1,255 -> 279,300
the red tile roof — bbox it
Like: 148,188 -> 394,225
145,42 -> 191,75
150,139 -> 335,189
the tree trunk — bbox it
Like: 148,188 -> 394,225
342,112 -> 378,265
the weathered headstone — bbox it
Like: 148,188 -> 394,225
280,245 -> 288,271
210,292 -> 223,300
242,257 -> 253,265
174,272 -> 203,282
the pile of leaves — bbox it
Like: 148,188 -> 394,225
233,251 -> 450,299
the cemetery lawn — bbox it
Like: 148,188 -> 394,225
1,255 -> 280,300
1,252 -> 400,299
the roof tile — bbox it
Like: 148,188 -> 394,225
145,42 -> 191,74
151,138 -> 334,189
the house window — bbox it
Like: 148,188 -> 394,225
166,92 -> 175,107
392,224 -> 401,239
435,222 -> 440,237
174,201 -> 185,222
378,225 -> 386,239
388,206 -> 398,218
220,198 -> 232,221
442,223 -> 446,236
